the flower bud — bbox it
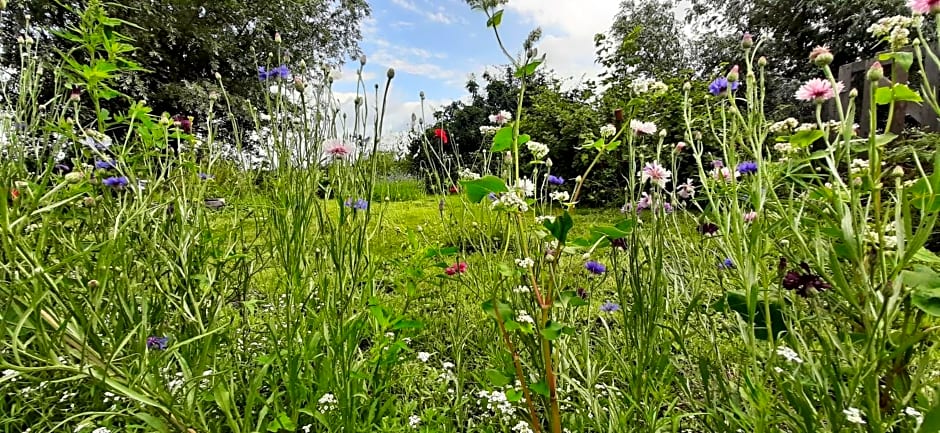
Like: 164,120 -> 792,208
758,56 -> 768,67
24,36 -> 34,45
419,91 -> 426,100
867,61 -> 884,82
209,91 -> 219,101
675,142 -> 687,152
354,96 -> 362,106
69,89 -> 81,102
809,46 -> 833,67
274,32 -> 281,43
914,38 -> 922,46
387,68 -> 395,79
683,82 -> 691,91
545,158 -> 553,167
727,65 -> 740,82
849,88 -> 858,98
359,54 -> 367,66
891,165 -> 905,177
658,128 -> 667,137
741,32 -> 754,49
88,279 -> 99,289
293,77 -> 305,92
214,72 -> 222,80
299,59 -> 307,70
64,172 -> 84,184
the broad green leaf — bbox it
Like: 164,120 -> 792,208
558,290 -> 589,307
908,178 -> 940,212
543,211 -> 574,244
712,291 -> 786,340
133,413 -> 170,433
491,126 -> 514,152
267,413 -> 295,432
591,220 -> 635,240
876,84 -> 923,105
921,402 -> 940,432
912,286 -> 940,316
518,134 -> 531,146
894,51 -> 914,72
482,299 -> 513,321
604,140 -> 621,151
875,133 -> 898,147
486,369 -> 511,387
515,60 -> 542,78
530,380 -> 550,397
486,10 -> 503,28
425,246 -> 459,258
787,130 -> 825,148
461,175 -> 508,203
540,320 -> 565,340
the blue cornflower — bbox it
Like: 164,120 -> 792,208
487,192 -> 498,201
258,65 -> 290,81
585,260 -> 606,275
344,198 -> 368,211
95,160 -> 116,170
600,301 -> 620,313
198,172 -> 214,181
102,176 -> 128,189
146,336 -> 168,350
708,77 -> 739,96
547,175 -> 565,186
736,161 -> 758,175
719,258 -> 735,269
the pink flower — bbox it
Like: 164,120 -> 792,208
744,211 -> 758,223
488,110 -> 512,125
674,142 -> 687,153
638,161 -> 672,189
445,262 -> 468,275
795,78 -> 845,103
909,0 -> 940,14
325,140 -> 353,159
630,119 -> 657,135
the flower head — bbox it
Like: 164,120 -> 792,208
434,128 -> 449,144
600,301 -> 620,313
697,222 -> 719,236
585,260 -> 606,275
780,260 -> 830,297
325,140 -> 353,159
527,141 -> 550,159
94,160 -> 116,170
629,119 -> 657,135
146,336 -> 168,350
258,65 -> 290,81
445,262 -> 468,275
638,161 -> 672,189
736,161 -> 758,175
102,176 -> 128,189
708,77 -> 739,96
843,407 -> 867,425
547,175 -> 564,185
198,172 -> 214,181
909,0 -> 940,15
172,115 -> 192,133
795,78 -> 845,103
344,198 -> 368,211
809,46 -> 834,66
719,258 -> 735,269
744,210 -> 758,223
600,124 -> 617,138
488,110 -> 512,125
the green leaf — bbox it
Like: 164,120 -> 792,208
912,286 -> 940,316
425,246 -> 459,258
482,299 -> 513,321
461,175 -> 508,203
558,290 -> 589,307
875,133 -> 898,147
712,291 -> 786,340
515,60 -> 542,78
530,380 -> 550,397
787,130 -> 825,148
876,84 -> 923,105
543,211 -> 574,244
894,51 -> 914,72
604,140 -> 621,151
267,412 -> 295,432
591,219 -> 635,240
540,321 -> 565,340
517,134 -> 531,146
486,369 -> 511,387
909,178 -> 940,212
486,10 -> 503,28
921,402 -> 940,433
391,320 -> 424,330
133,413 -> 170,433
491,126 -> 514,152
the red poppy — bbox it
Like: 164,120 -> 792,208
448,185 -> 459,194
434,128 -> 448,144
10,189 -> 20,200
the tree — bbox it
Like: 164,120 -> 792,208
0,0 -> 370,138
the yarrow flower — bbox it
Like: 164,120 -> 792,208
629,119 -> 657,135
458,167 -> 481,180
630,77 -> 668,95
547,175 -> 564,185
736,161 -> 758,175
479,125 -> 499,135
600,301 -> 620,313
549,191 -> 570,202
776,345 -> 804,364
417,352 -> 432,362
600,124 -> 617,138
708,77 -> 739,96
585,260 -> 606,275
344,198 -> 369,211
526,141 -> 549,159
795,78 -> 845,103
638,161 -> 672,189
515,257 -> 535,269
147,336 -> 169,350
489,110 -> 512,125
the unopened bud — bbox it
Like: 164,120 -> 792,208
293,77 -> 305,92
69,89 -> 81,102
809,46 -> 833,67
274,32 -> 281,43
545,158 -> 553,167
419,91 -> 426,100
64,172 -> 84,184
214,72 -> 222,80
683,82 -> 691,91
891,165 -> 905,177
727,65 -> 740,82
209,91 -> 219,101
741,32 -> 754,49
88,279 -> 99,289
658,128 -> 667,137
359,54 -> 367,66
914,38 -> 922,46
758,56 -> 768,67
299,59 -> 307,70
849,88 -> 859,98
24,36 -> 34,45
867,61 -> 884,82
387,68 -> 395,79
354,96 -> 362,106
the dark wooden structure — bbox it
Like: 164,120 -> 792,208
834,47 -> 940,135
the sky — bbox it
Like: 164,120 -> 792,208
329,0 -> 623,150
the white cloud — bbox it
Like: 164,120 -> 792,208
504,0 -> 621,84
391,0 -> 456,25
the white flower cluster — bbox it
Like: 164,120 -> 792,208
480,125 -> 500,135
774,142 -> 799,156
515,257 -> 535,269
409,415 -> 421,428
629,119 -> 657,135
512,421 -> 535,433
516,310 -> 535,324
864,221 -> 898,249
775,346 -> 804,364
850,158 -> 870,175
794,122 -> 818,132
600,124 -> 617,138
549,191 -> 570,202
768,117 -> 799,134
458,167 -> 481,180
515,178 -> 535,197
630,77 -> 668,95
476,389 -> 516,423
867,15 -> 923,48
417,351 -> 433,363
491,192 -> 529,212
318,393 -> 338,412
526,141 -> 549,159
514,285 -> 531,294
843,407 -> 867,425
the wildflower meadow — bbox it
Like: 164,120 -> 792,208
2,0 -> 940,432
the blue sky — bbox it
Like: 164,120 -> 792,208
329,0 -> 623,147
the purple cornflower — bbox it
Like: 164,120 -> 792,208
636,192 -> 652,211
585,260 -> 606,275
719,258 -> 734,269
708,77 -> 739,96
344,198 -> 368,211
712,159 -> 724,169
547,175 -> 565,185
102,176 -> 128,189
736,161 -> 758,175
146,336 -> 168,350
198,172 -> 214,181
258,65 -> 290,81
53,164 -> 71,174
600,301 -> 620,313
95,160 -> 116,170
663,202 -> 674,213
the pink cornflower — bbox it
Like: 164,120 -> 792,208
795,78 -> 845,103
325,140 -> 353,159
909,0 -> 940,14
638,161 -> 672,189
744,211 -> 758,223
674,142 -> 687,153
630,119 -> 657,135
488,110 -> 512,125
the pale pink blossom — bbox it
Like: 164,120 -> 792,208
325,140 -> 353,159
712,166 -> 740,182
744,211 -> 758,223
630,119 -> 657,135
638,161 -> 672,189
795,78 -> 845,103
909,0 -> 940,14
488,110 -> 512,125
674,142 -> 687,153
